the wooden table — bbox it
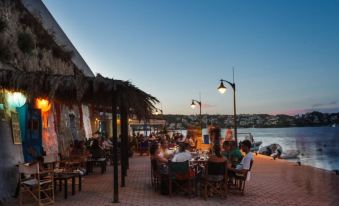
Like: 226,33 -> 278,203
86,158 -> 107,174
54,172 -> 82,199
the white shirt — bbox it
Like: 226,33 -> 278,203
239,152 -> 253,181
172,151 -> 192,162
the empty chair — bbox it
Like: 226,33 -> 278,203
19,162 -> 54,206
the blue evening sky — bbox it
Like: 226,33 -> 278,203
43,0 -> 339,115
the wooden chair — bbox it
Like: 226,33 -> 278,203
18,163 -> 54,206
168,160 -> 194,197
230,159 -> 253,195
151,159 -> 161,192
202,161 -> 228,200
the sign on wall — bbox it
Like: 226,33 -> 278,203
11,111 -> 22,144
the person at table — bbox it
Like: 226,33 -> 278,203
159,139 -> 172,159
185,136 -> 196,151
222,141 -> 243,163
90,139 -> 104,159
171,143 -> 192,162
225,127 -> 233,141
206,145 -> 227,181
227,140 -> 253,178
150,143 -> 168,163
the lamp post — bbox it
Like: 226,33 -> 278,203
191,99 -> 202,126
217,79 -> 238,145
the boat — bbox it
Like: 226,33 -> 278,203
239,133 -> 262,152
259,144 -> 300,159
332,123 -> 336,128
280,150 -> 300,159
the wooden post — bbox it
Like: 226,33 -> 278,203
120,110 -> 126,187
112,96 -> 119,203
121,110 -> 129,174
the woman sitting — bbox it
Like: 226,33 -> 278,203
159,139 -> 173,159
150,143 -> 168,174
205,145 -> 227,181
150,143 -> 168,163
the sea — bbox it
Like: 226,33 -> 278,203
171,127 -> 339,171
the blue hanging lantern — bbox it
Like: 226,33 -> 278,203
7,92 -> 27,109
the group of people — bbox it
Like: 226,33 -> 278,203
132,132 -> 197,156
149,132 -> 253,180
68,132 -> 113,160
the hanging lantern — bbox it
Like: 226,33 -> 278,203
7,92 -> 27,109
35,98 -> 52,128
35,98 -> 51,112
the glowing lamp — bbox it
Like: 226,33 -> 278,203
155,111 -> 159,115
35,98 -> 51,112
7,92 -> 27,109
190,100 -> 196,109
217,81 -> 227,94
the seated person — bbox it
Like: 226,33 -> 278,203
150,143 -> 168,163
150,143 -> 168,174
206,145 -> 227,180
228,140 -> 253,179
185,136 -> 196,151
159,139 -> 173,159
90,139 -> 104,159
222,141 -> 243,163
171,143 -> 192,162
209,145 -> 225,163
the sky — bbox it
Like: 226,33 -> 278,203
43,0 -> 339,115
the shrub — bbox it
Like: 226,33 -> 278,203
0,39 -> 11,61
17,32 -> 34,54
0,18 -> 7,33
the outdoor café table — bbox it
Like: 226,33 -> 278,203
86,158 -> 107,174
54,172 -> 81,199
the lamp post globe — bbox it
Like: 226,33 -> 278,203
217,81 -> 227,94
190,101 -> 196,109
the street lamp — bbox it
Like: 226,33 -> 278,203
191,99 -> 202,128
190,99 -> 201,117
217,79 -> 238,145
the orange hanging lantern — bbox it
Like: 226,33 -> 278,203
35,98 -> 52,128
35,98 -> 51,112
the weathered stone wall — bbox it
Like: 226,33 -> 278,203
0,120 -> 24,201
0,0 -> 75,74
0,0 -> 89,201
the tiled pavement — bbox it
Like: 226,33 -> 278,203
11,155 -> 339,206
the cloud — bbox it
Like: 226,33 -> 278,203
312,100 -> 338,108
329,100 -> 337,105
201,103 -> 215,109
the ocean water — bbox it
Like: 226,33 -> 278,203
173,127 -> 339,171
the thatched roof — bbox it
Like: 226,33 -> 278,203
0,69 -> 158,119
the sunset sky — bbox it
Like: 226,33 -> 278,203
43,0 -> 339,115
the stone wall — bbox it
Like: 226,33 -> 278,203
0,0 -> 90,201
0,121 -> 24,201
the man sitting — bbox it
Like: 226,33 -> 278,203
228,140 -> 253,180
172,143 -> 192,162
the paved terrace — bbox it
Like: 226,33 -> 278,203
11,155 -> 339,206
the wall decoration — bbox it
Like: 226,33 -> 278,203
11,111 -> 22,144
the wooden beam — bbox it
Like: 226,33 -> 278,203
112,97 -> 119,203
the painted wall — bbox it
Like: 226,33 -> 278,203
0,120 -> 24,201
